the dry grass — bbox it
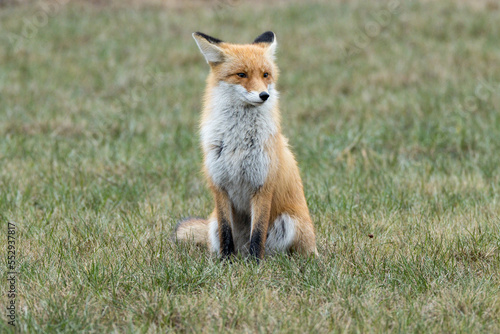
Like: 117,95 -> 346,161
1,0 -> 499,332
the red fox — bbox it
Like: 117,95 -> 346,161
176,31 -> 318,260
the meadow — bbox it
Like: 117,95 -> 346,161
1,0 -> 499,332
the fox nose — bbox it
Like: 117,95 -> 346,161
259,91 -> 270,101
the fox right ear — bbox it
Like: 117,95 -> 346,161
253,31 -> 277,60
192,32 -> 225,64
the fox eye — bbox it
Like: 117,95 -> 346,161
263,72 -> 269,78
236,73 -> 247,78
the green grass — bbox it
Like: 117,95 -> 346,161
1,0 -> 500,332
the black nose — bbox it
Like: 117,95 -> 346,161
259,92 -> 270,101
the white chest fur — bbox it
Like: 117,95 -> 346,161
201,83 -> 278,213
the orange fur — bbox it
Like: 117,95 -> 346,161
175,32 -> 317,258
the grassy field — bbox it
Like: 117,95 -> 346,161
1,0 -> 500,332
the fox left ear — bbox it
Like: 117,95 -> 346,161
253,31 -> 277,59
192,32 -> 225,64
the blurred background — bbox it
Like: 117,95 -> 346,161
1,0 -> 499,222
1,0 -> 499,332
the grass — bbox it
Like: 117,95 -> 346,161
1,0 -> 500,332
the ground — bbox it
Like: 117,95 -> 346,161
0,0 -> 499,332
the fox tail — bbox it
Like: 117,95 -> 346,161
175,218 -> 211,246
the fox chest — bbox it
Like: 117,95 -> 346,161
202,112 -> 275,212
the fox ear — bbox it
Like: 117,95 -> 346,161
192,32 -> 225,64
253,31 -> 277,59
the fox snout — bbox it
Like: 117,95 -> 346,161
259,91 -> 270,101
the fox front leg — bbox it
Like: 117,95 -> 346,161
214,190 -> 235,259
249,189 -> 273,261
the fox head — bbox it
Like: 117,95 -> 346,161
193,31 -> 279,107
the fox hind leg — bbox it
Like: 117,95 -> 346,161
265,214 -> 318,256
208,218 -> 220,255
265,214 -> 296,255
207,214 -> 317,257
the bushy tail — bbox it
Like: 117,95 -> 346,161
175,218 -> 210,246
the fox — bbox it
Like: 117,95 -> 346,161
175,31 -> 318,260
